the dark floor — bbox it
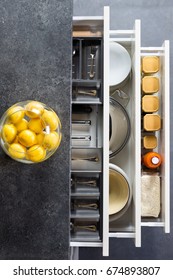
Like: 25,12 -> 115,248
73,0 -> 173,260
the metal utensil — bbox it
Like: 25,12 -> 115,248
72,120 -> 91,125
73,47 -> 79,56
70,223 -> 97,232
72,202 -> 98,210
71,135 -> 91,141
73,89 -> 97,97
89,46 -> 98,79
71,156 -> 99,162
71,178 -> 97,187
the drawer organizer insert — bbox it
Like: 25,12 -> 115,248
71,36 -> 104,244
72,38 -> 103,103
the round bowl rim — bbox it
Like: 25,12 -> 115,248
109,163 -> 132,222
109,42 -> 131,87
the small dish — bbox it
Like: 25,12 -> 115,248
109,42 -> 131,88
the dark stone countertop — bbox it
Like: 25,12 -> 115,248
0,0 -> 72,259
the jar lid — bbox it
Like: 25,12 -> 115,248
151,156 -> 160,165
142,56 -> 160,74
142,76 -> 159,94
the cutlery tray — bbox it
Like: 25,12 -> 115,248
72,104 -> 103,148
73,38 -> 102,80
71,33 -> 103,245
72,37 -> 103,103
70,172 -> 103,242
82,39 -> 102,80
70,220 -> 101,242
71,198 -> 100,219
71,148 -> 102,172
72,81 -> 102,102
71,173 -> 100,198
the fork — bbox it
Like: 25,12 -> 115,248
89,46 -> 98,79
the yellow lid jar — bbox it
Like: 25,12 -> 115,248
143,114 -> 161,131
143,135 -> 157,149
142,76 -> 159,94
142,95 -> 159,113
142,56 -> 160,74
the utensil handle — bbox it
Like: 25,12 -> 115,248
71,135 -> 91,141
77,180 -> 97,186
76,225 -> 97,231
71,179 -> 97,187
72,156 -> 99,162
89,54 -> 95,79
72,120 -> 91,125
74,90 -> 97,96
70,222 -> 97,232
73,203 -> 98,210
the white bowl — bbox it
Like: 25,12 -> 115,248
109,163 -> 132,221
109,42 -> 131,88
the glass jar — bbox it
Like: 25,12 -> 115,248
0,100 -> 62,163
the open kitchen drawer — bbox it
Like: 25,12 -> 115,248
140,42 -> 170,232
70,6 -> 170,257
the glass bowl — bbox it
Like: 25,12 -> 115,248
0,100 -> 62,163
109,97 -> 131,158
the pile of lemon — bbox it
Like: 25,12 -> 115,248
1,101 -> 62,163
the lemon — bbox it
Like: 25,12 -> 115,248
28,118 -> 45,134
25,101 -> 44,118
43,131 -> 61,151
8,143 -> 26,159
41,109 -> 61,131
27,145 -> 46,162
2,124 -> 17,143
36,133 -> 45,145
18,129 -> 37,147
15,118 -> 28,132
7,106 -> 25,124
